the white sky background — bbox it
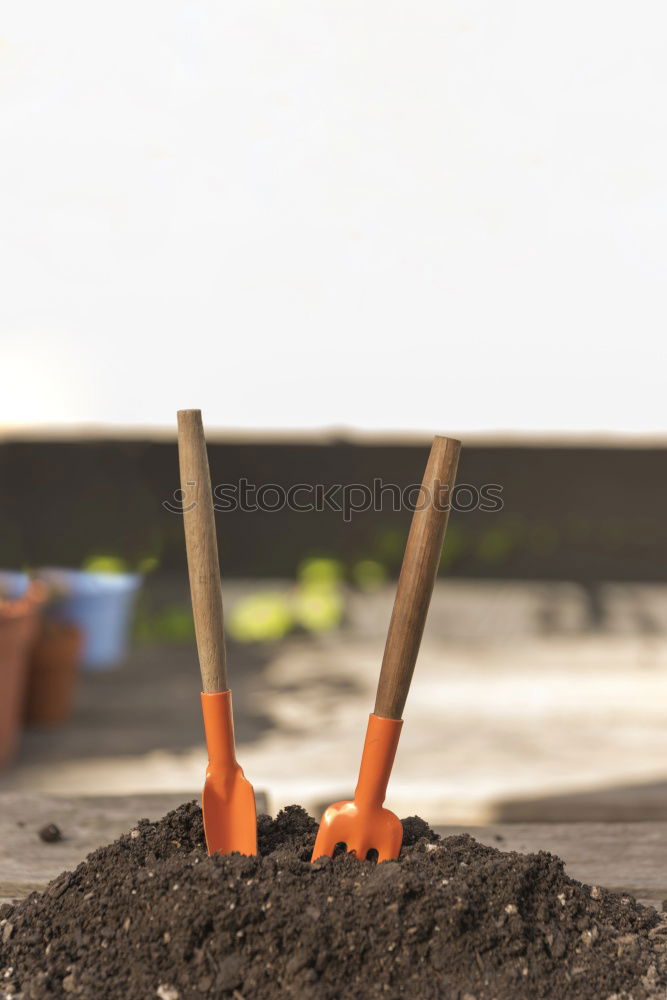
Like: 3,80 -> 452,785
1,2 -> 665,435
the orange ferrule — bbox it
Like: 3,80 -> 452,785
200,690 -> 238,769
354,713 -> 403,807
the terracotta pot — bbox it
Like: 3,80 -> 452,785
0,582 -> 46,766
25,621 -> 83,727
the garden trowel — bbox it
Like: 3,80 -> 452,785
177,409 -> 257,856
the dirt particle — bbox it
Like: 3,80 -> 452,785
38,823 -> 62,843
156,985 -> 179,1000
217,955 -> 243,991
581,928 -> 598,948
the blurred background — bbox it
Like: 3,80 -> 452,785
1,1 -> 667,824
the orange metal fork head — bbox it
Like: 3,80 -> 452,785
311,714 -> 403,863
200,691 -> 257,856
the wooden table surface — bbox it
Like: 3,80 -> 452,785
1,793 -> 666,910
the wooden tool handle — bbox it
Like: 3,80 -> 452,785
374,435 -> 461,720
177,409 -> 228,694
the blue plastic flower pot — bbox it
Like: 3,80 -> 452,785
0,571 -> 30,600
38,568 -> 141,671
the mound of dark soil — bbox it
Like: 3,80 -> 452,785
2,803 -> 667,999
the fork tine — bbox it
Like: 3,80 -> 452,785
377,826 -> 403,862
312,824 -> 342,861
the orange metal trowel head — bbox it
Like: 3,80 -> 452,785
311,714 -> 403,863
201,691 -> 257,856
